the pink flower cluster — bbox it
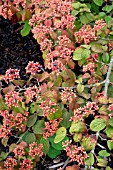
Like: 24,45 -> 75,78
94,19 -> 107,32
45,59 -> 66,75
74,20 -> 106,44
14,113 -> 27,131
70,102 -> 99,123
43,119 -> 62,139
29,0 -> 75,73
3,68 -> 20,83
108,104 -> 113,111
60,88 -> 76,104
83,62 -> 96,73
0,0 -> 26,19
4,157 -> 17,170
39,100 -> 57,117
0,110 -> 28,138
25,61 -> 42,75
63,140 -> 88,164
19,159 -> 33,170
13,145 -> 25,158
24,85 -> 40,103
5,91 -> 22,108
29,142 -> 43,158
0,110 -> 15,138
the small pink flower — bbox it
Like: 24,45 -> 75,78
3,68 -> 20,83
5,91 -> 22,108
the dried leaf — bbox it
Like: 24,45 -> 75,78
22,8 -> 32,21
66,165 -> 79,170
39,72 -> 49,82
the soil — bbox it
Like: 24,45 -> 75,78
0,16 -> 42,78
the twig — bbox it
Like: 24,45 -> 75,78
61,157 -> 70,170
104,56 -> 113,96
48,162 -> 65,169
15,25 -> 24,32
58,80 -> 106,90
97,143 -> 106,149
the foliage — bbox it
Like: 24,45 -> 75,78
0,0 -> 113,169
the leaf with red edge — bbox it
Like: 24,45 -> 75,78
39,72 -> 49,82
61,69 -> 76,86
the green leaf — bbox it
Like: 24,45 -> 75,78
97,157 -> 108,167
77,84 -> 84,93
72,2 -> 80,9
82,49 -> 90,59
54,127 -> 67,143
102,5 -> 113,13
81,136 -> 97,151
0,152 -> 8,160
12,102 -> 24,113
60,109 -> 72,128
73,48 -> 90,60
27,114 -> 37,127
106,126 -> 113,138
49,134 -> 69,150
93,0 -> 103,6
0,99 -> 8,110
85,153 -> 94,166
108,118 -> 113,127
99,12 -> 106,18
109,72 -> 113,83
105,16 -> 112,23
107,140 -> 113,150
32,120 -> 45,134
73,48 -> 84,60
42,49 -> 48,60
40,137 -> 50,154
90,118 -> 106,132
70,121 -> 85,134
24,132 -> 36,144
20,21 -> 31,37
98,150 -> 110,157
108,85 -> 113,98
106,166 -> 112,170
102,53 -> 109,63
73,133 -> 82,142
80,14 -> 90,24
47,146 -> 61,158
85,12 -> 95,22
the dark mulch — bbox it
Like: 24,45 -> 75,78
0,16 -> 42,78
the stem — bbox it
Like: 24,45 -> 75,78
104,56 -> 113,97
61,157 -> 70,170
48,162 -> 64,169
58,80 -> 106,90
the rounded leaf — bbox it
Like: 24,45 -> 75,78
27,114 -> 37,127
47,146 -> 61,159
106,126 -> 113,138
54,127 -> 67,143
98,150 -> 110,157
90,118 -> 106,132
32,120 -> 45,134
85,153 -> 94,166
25,133 -> 36,144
